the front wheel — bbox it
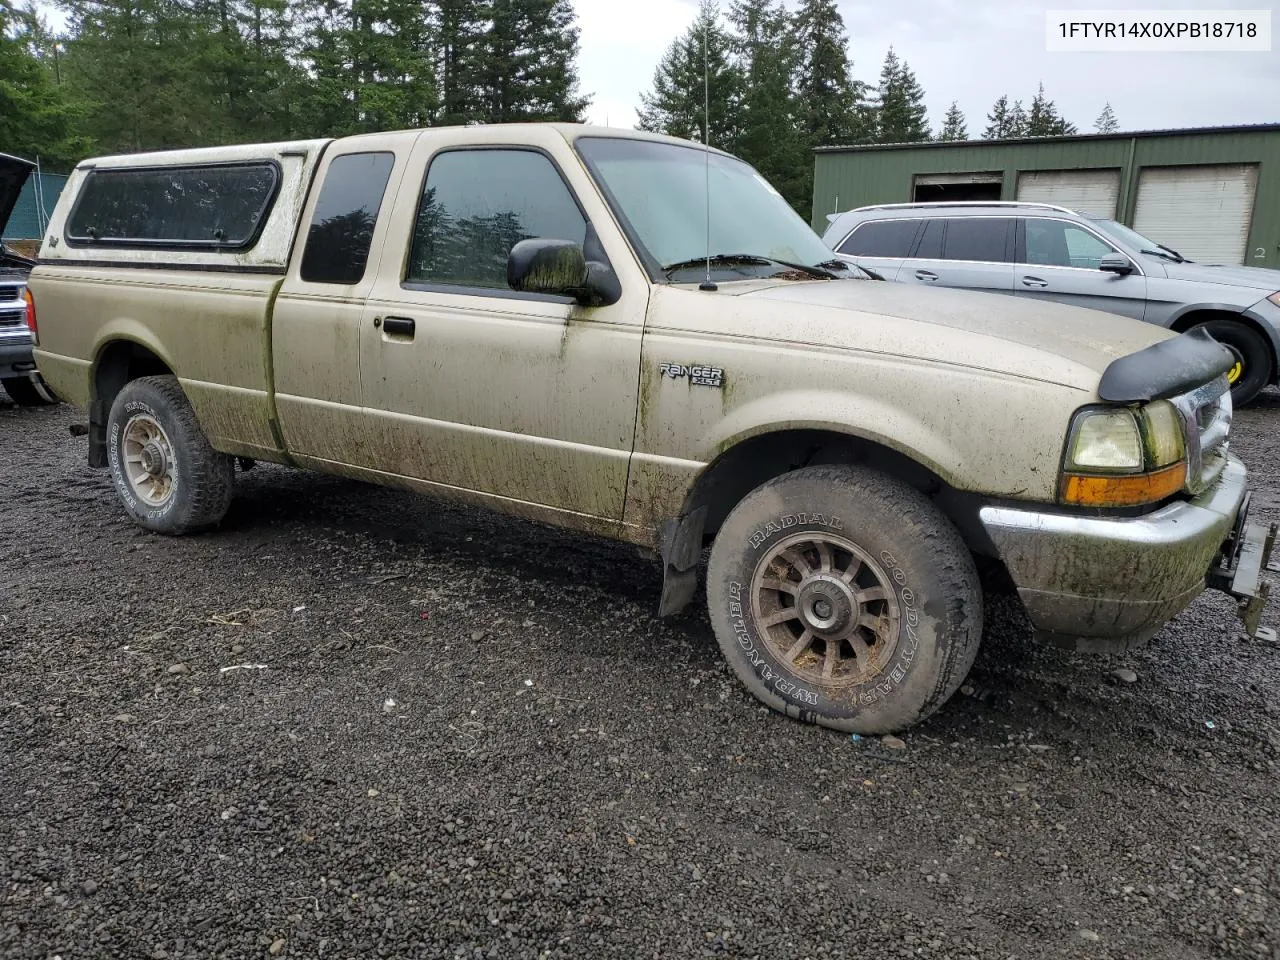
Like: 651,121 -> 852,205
1197,320 -> 1273,406
106,375 -> 235,534
706,465 -> 983,734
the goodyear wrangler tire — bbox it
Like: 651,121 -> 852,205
706,465 -> 983,734
106,376 -> 234,535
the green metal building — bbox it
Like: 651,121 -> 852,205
811,124 -> 1280,269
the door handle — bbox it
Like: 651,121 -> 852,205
381,316 -> 416,337
914,269 -> 938,282
1021,276 -> 1049,288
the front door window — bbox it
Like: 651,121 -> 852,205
1025,219 -> 1118,269
406,149 -> 586,291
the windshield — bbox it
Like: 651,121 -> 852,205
575,136 -> 836,280
1089,218 -> 1172,256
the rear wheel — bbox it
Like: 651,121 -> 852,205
1197,320 -> 1272,406
705,465 -> 983,734
107,375 -> 234,534
2,374 -> 59,406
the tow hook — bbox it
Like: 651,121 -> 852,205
1209,517 -> 1278,638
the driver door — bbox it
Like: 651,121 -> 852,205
1014,218 -> 1148,320
358,136 -> 647,519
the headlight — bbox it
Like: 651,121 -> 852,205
1067,408 -> 1143,472
1061,403 -> 1187,506
1268,291 -> 1280,308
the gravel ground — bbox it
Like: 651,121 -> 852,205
2,388 -> 1278,960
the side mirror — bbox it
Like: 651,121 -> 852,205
1099,254 -> 1135,276
507,238 -> 620,306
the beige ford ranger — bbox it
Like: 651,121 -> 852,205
29,125 -> 1276,733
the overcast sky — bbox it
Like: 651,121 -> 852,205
579,0 -> 1279,134
33,0 -> 1278,136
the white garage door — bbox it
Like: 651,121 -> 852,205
1133,164 -> 1258,265
1017,169 -> 1120,217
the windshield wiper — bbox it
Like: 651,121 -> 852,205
819,258 -> 883,281
663,253 -> 838,280
1140,247 -> 1182,263
1157,243 -> 1189,263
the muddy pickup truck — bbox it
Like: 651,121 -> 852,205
29,125 -> 1276,733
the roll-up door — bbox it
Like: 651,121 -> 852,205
1132,164 -> 1258,265
1016,169 -> 1120,217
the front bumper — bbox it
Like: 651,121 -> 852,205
980,455 -> 1274,651
0,330 -> 36,379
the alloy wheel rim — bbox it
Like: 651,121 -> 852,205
749,532 -> 901,687
1223,344 -> 1245,385
122,413 -> 176,506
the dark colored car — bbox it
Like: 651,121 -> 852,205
1,152 -> 57,406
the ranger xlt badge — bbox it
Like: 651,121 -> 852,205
659,363 -> 724,388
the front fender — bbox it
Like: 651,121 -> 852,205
1167,301 -> 1249,328
1244,296 -> 1280,378
1170,300 -> 1280,384
705,388 -> 966,489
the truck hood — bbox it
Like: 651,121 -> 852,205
1160,260 -> 1280,293
733,279 -> 1170,388
0,153 -> 34,238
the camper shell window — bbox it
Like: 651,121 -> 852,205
66,161 -> 281,250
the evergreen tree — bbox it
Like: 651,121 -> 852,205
637,1 -> 744,150
198,0 -> 312,141
937,101 -> 966,141
431,0 -> 481,124
1008,99 -> 1028,137
791,0 -> 868,147
299,0 -> 439,137
470,0 -> 590,123
59,0 -> 222,152
1094,101 -> 1118,134
1026,81 -> 1076,137
983,94 -> 1011,139
727,0 -> 807,211
873,47 -> 928,142
0,2 -> 88,166
983,94 -> 1030,139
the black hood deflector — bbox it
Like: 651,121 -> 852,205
1097,327 -> 1234,403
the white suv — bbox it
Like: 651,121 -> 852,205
822,201 -> 1280,405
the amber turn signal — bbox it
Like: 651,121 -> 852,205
24,287 -> 37,344
1061,462 -> 1186,507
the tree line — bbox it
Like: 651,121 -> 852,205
1,0 -> 1124,216
638,0 -> 1120,211
0,0 -> 588,170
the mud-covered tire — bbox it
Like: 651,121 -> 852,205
106,375 -> 234,535
1198,320 -> 1273,406
2,374 -> 59,406
706,465 -> 983,734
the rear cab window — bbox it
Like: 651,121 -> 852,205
44,139 -> 329,272
66,163 -> 280,249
